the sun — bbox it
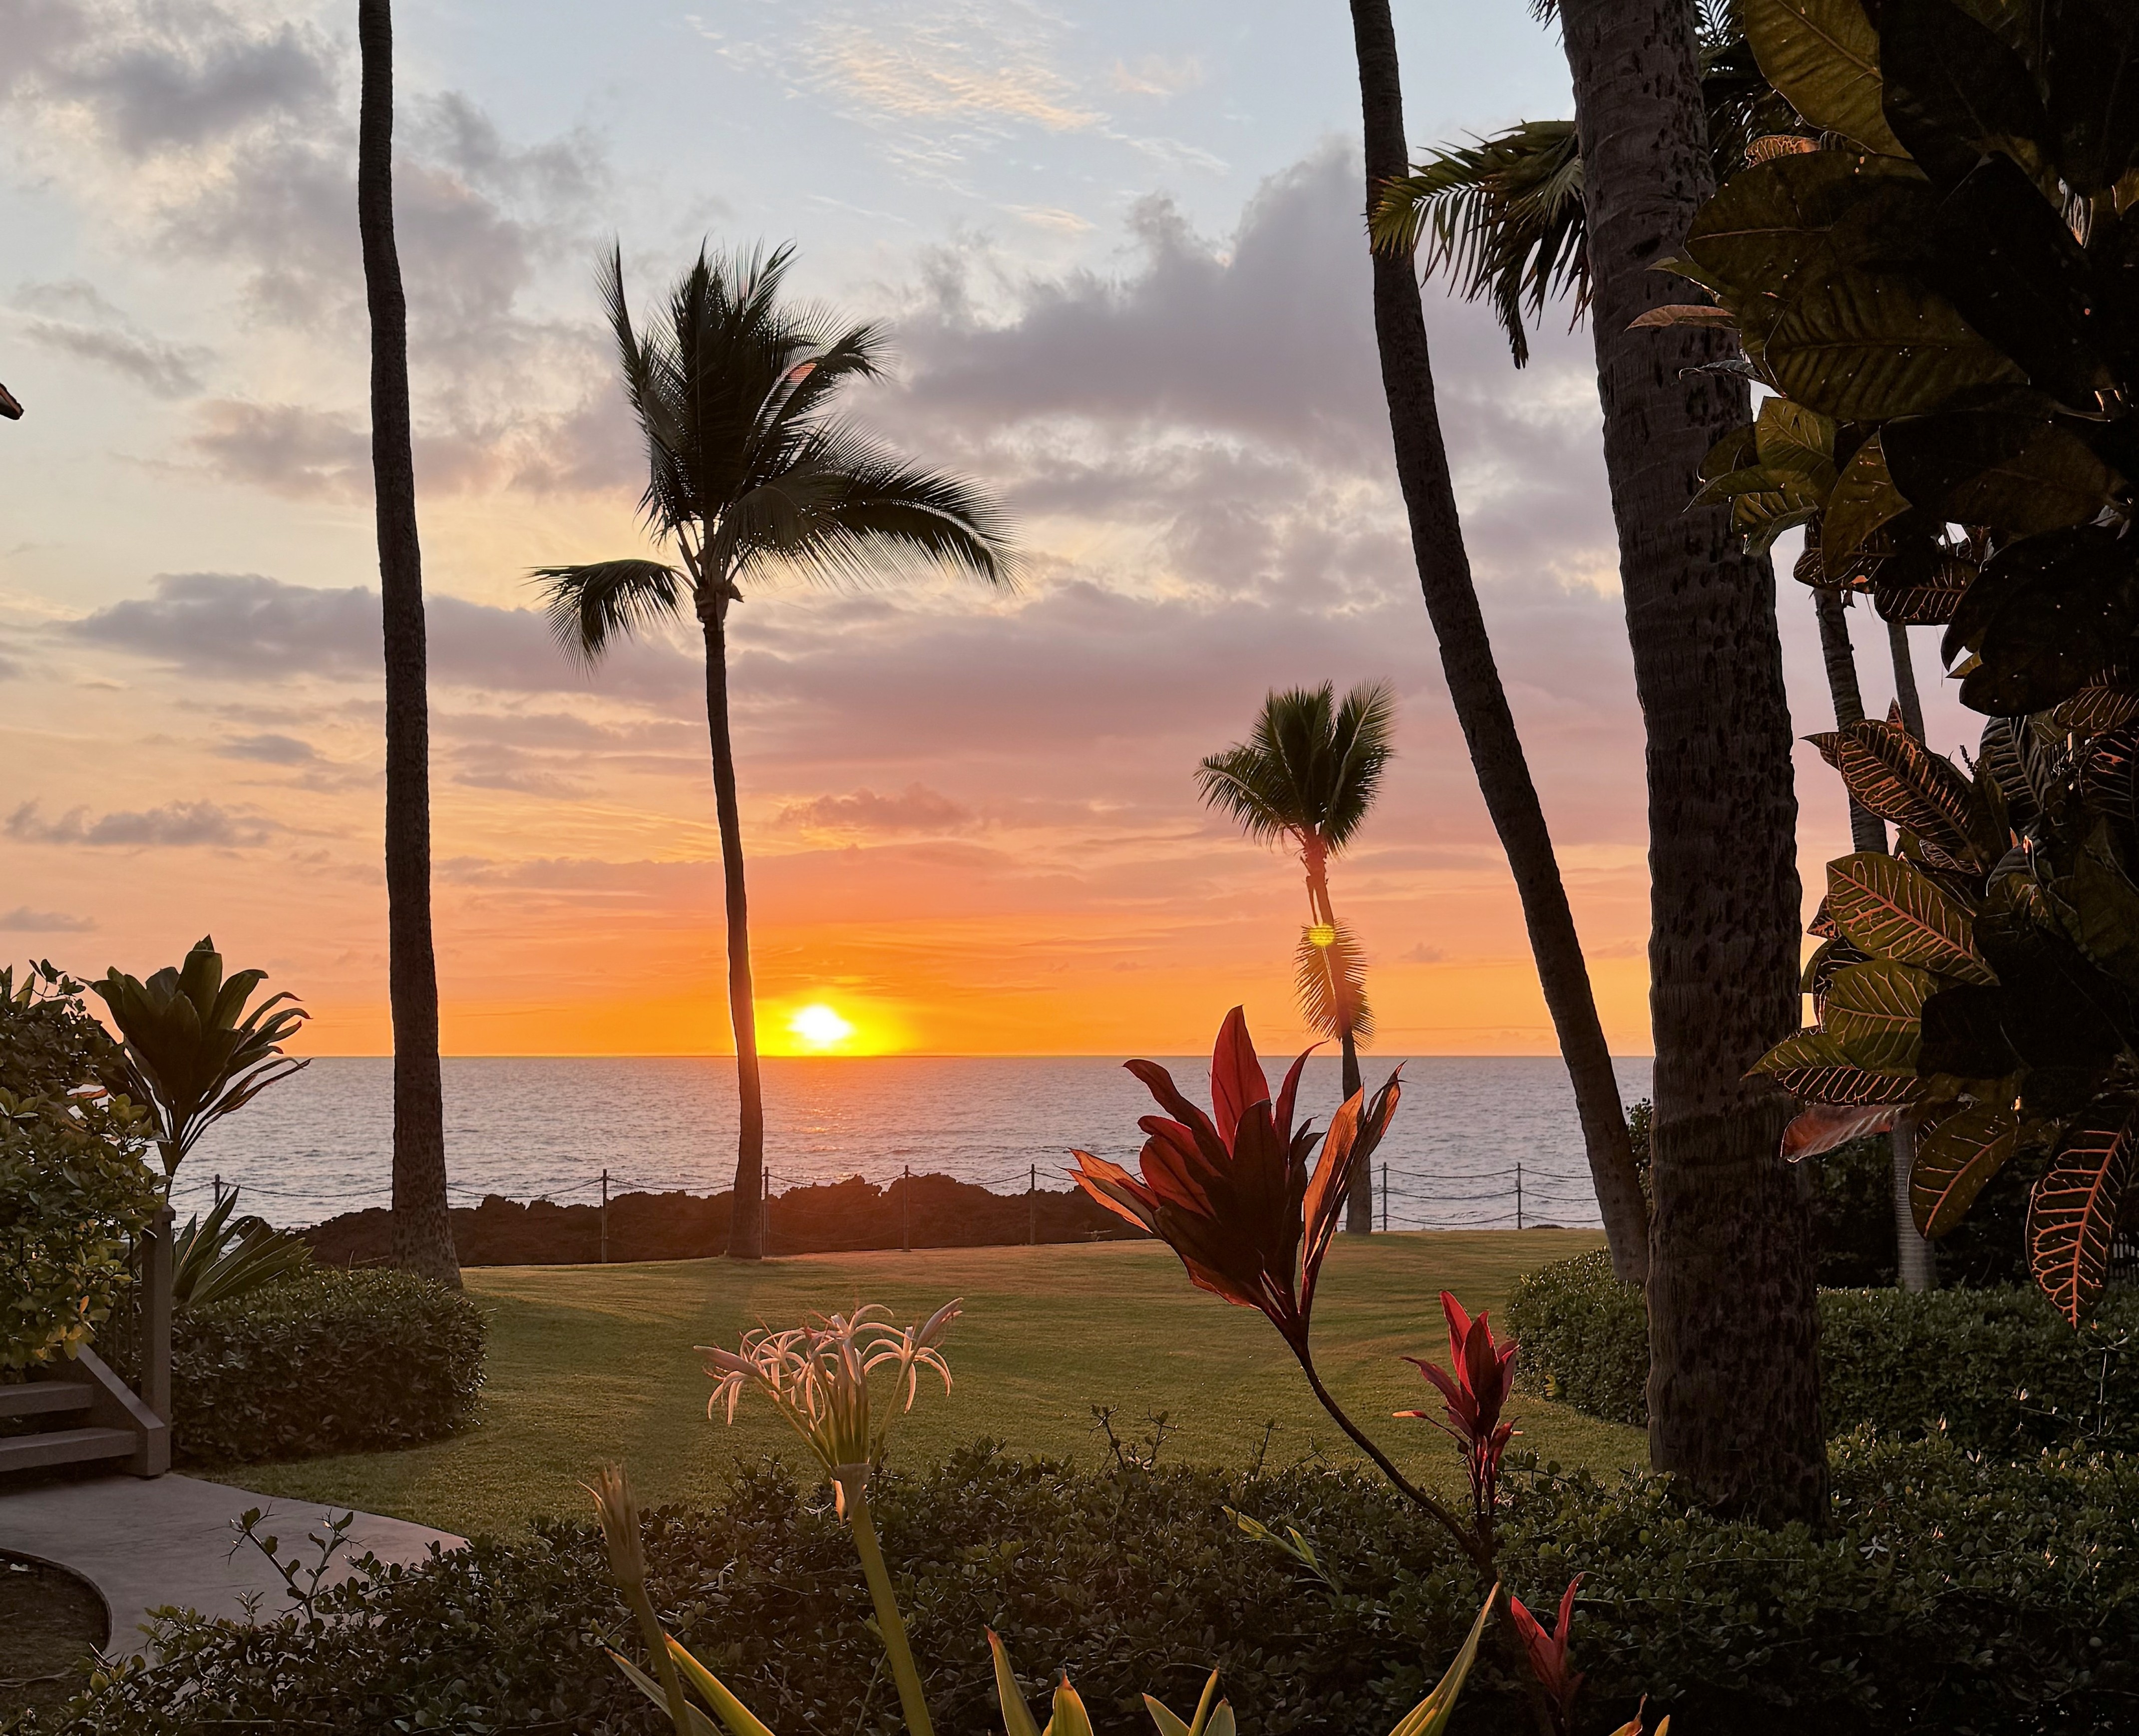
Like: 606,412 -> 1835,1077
787,1003 -> 855,1050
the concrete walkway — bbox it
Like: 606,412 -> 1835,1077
0,1473 -> 463,1656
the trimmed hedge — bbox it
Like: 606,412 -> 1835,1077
28,1434 -> 2139,1736
166,1268 -> 484,1462
1509,1250 -> 2139,1448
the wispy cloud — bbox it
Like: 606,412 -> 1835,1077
5,798 -> 282,848
0,906 -> 98,933
778,783 -> 977,836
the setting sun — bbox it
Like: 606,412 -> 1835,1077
787,1004 -> 856,1049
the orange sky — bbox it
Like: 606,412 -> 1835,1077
0,2 -> 1965,1059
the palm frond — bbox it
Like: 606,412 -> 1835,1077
530,559 -> 686,664
1295,923 -> 1374,1046
1371,120 -> 1586,369
1195,745 -> 1297,847
721,427 -> 1014,592
1197,682 -> 1397,854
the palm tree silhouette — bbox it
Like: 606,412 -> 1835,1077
1198,682 -> 1394,1232
535,244 -> 1012,1260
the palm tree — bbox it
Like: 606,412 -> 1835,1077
535,245 -> 1011,1261
1554,0 -> 1822,1523
1343,0 -> 1651,1283
358,0 -> 457,1288
1198,683 -> 1393,1232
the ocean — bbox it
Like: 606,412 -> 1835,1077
176,1053 -> 1653,1233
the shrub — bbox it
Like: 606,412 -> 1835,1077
0,1095 -> 160,1375
1504,1249 -> 1648,1426
1510,1252 -> 2139,1449
162,1268 -> 484,1462
28,1435 -> 2139,1736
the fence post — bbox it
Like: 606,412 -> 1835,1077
1515,1162 -> 1524,1232
901,1164 -> 911,1253
1028,1162 -> 1037,1246
763,1167 -> 772,1258
143,1202 -> 173,1424
599,1167 -> 609,1265
1381,1162 -> 1388,1234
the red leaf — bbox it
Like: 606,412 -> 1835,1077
2031,1102 -> 2139,1326
1208,1006 -> 1269,1149
1781,1102 -> 1902,1161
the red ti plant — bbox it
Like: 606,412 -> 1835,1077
1507,1575 -> 1583,1736
1070,1007 -> 1497,1568
1398,1292 -> 1519,1543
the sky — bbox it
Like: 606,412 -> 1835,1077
0,0 -> 1976,1059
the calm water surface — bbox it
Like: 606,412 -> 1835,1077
180,1054 -> 1653,1231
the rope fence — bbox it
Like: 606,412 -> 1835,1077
175,1156 -> 1604,1236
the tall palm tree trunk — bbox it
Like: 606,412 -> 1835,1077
1812,587 -> 1889,854
1559,0 -> 1822,1521
1306,866 -> 1373,1230
703,597 -> 768,1260
358,0 -> 456,1288
1887,621 -> 1926,741
1346,0 -> 1648,1281
1879,622 -> 1935,1290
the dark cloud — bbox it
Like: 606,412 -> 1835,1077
0,905 -> 97,932
69,571 -> 701,702
186,402 -> 369,497
5,798 -> 279,848
1394,942 -> 1447,964
777,783 -> 976,834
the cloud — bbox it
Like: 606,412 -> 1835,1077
5,798 -> 280,847
0,906 -> 97,933
217,731 -> 317,764
15,278 -> 209,396
186,402 -> 369,497
778,783 -> 976,835
69,571 -> 702,702
1395,942 -> 1447,964
1109,55 -> 1203,98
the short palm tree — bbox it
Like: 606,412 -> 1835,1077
535,244 -> 1012,1260
1197,683 -> 1394,1232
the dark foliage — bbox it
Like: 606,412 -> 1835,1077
1511,1250 -> 2139,1449
0,963 -> 129,1104
304,1173 -> 1137,1267
151,1269 -> 483,1462
25,1436 -> 2139,1736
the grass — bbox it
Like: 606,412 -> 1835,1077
229,1230 -> 1644,1539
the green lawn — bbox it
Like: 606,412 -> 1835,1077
231,1231 -> 1644,1539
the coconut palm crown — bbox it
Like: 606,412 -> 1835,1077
534,243 -> 1012,1259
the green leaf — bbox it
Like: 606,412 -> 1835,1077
2057,825 -> 2139,991
1826,851 -> 1998,982
1879,0 -> 2053,190
2043,0 -> 2139,195
2031,1098 -> 2139,1325
1884,402 -> 2118,536
989,1632 -> 1045,1736
1824,959 -> 1940,1071
1683,152 -> 1932,306
1910,1101 -> 2019,1235
1946,524 -> 2139,716
1754,1028 -> 1929,1103
1809,717 -> 1979,865
1821,434 -> 1910,570
1746,0 -> 1910,156
1764,268 -> 2026,420
1923,155 -> 2115,411
1755,397 -> 1839,493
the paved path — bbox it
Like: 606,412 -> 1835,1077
0,1473 -> 463,1655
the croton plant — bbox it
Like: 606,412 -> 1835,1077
1647,0 -> 2139,1322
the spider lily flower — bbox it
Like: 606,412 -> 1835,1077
1397,1292 -> 1519,1520
1069,1006 -> 1401,1354
1507,1576 -> 1585,1736
701,1299 -> 960,1514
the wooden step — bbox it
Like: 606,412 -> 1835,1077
0,1427 -> 138,1474
0,1383 -> 94,1420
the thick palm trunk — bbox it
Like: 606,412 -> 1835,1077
703,599 -> 767,1260
1879,624 -> 1935,1289
1559,0 -> 1822,1522
1813,588 -> 1889,854
1346,0 -> 1648,1280
358,0 -> 456,1289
